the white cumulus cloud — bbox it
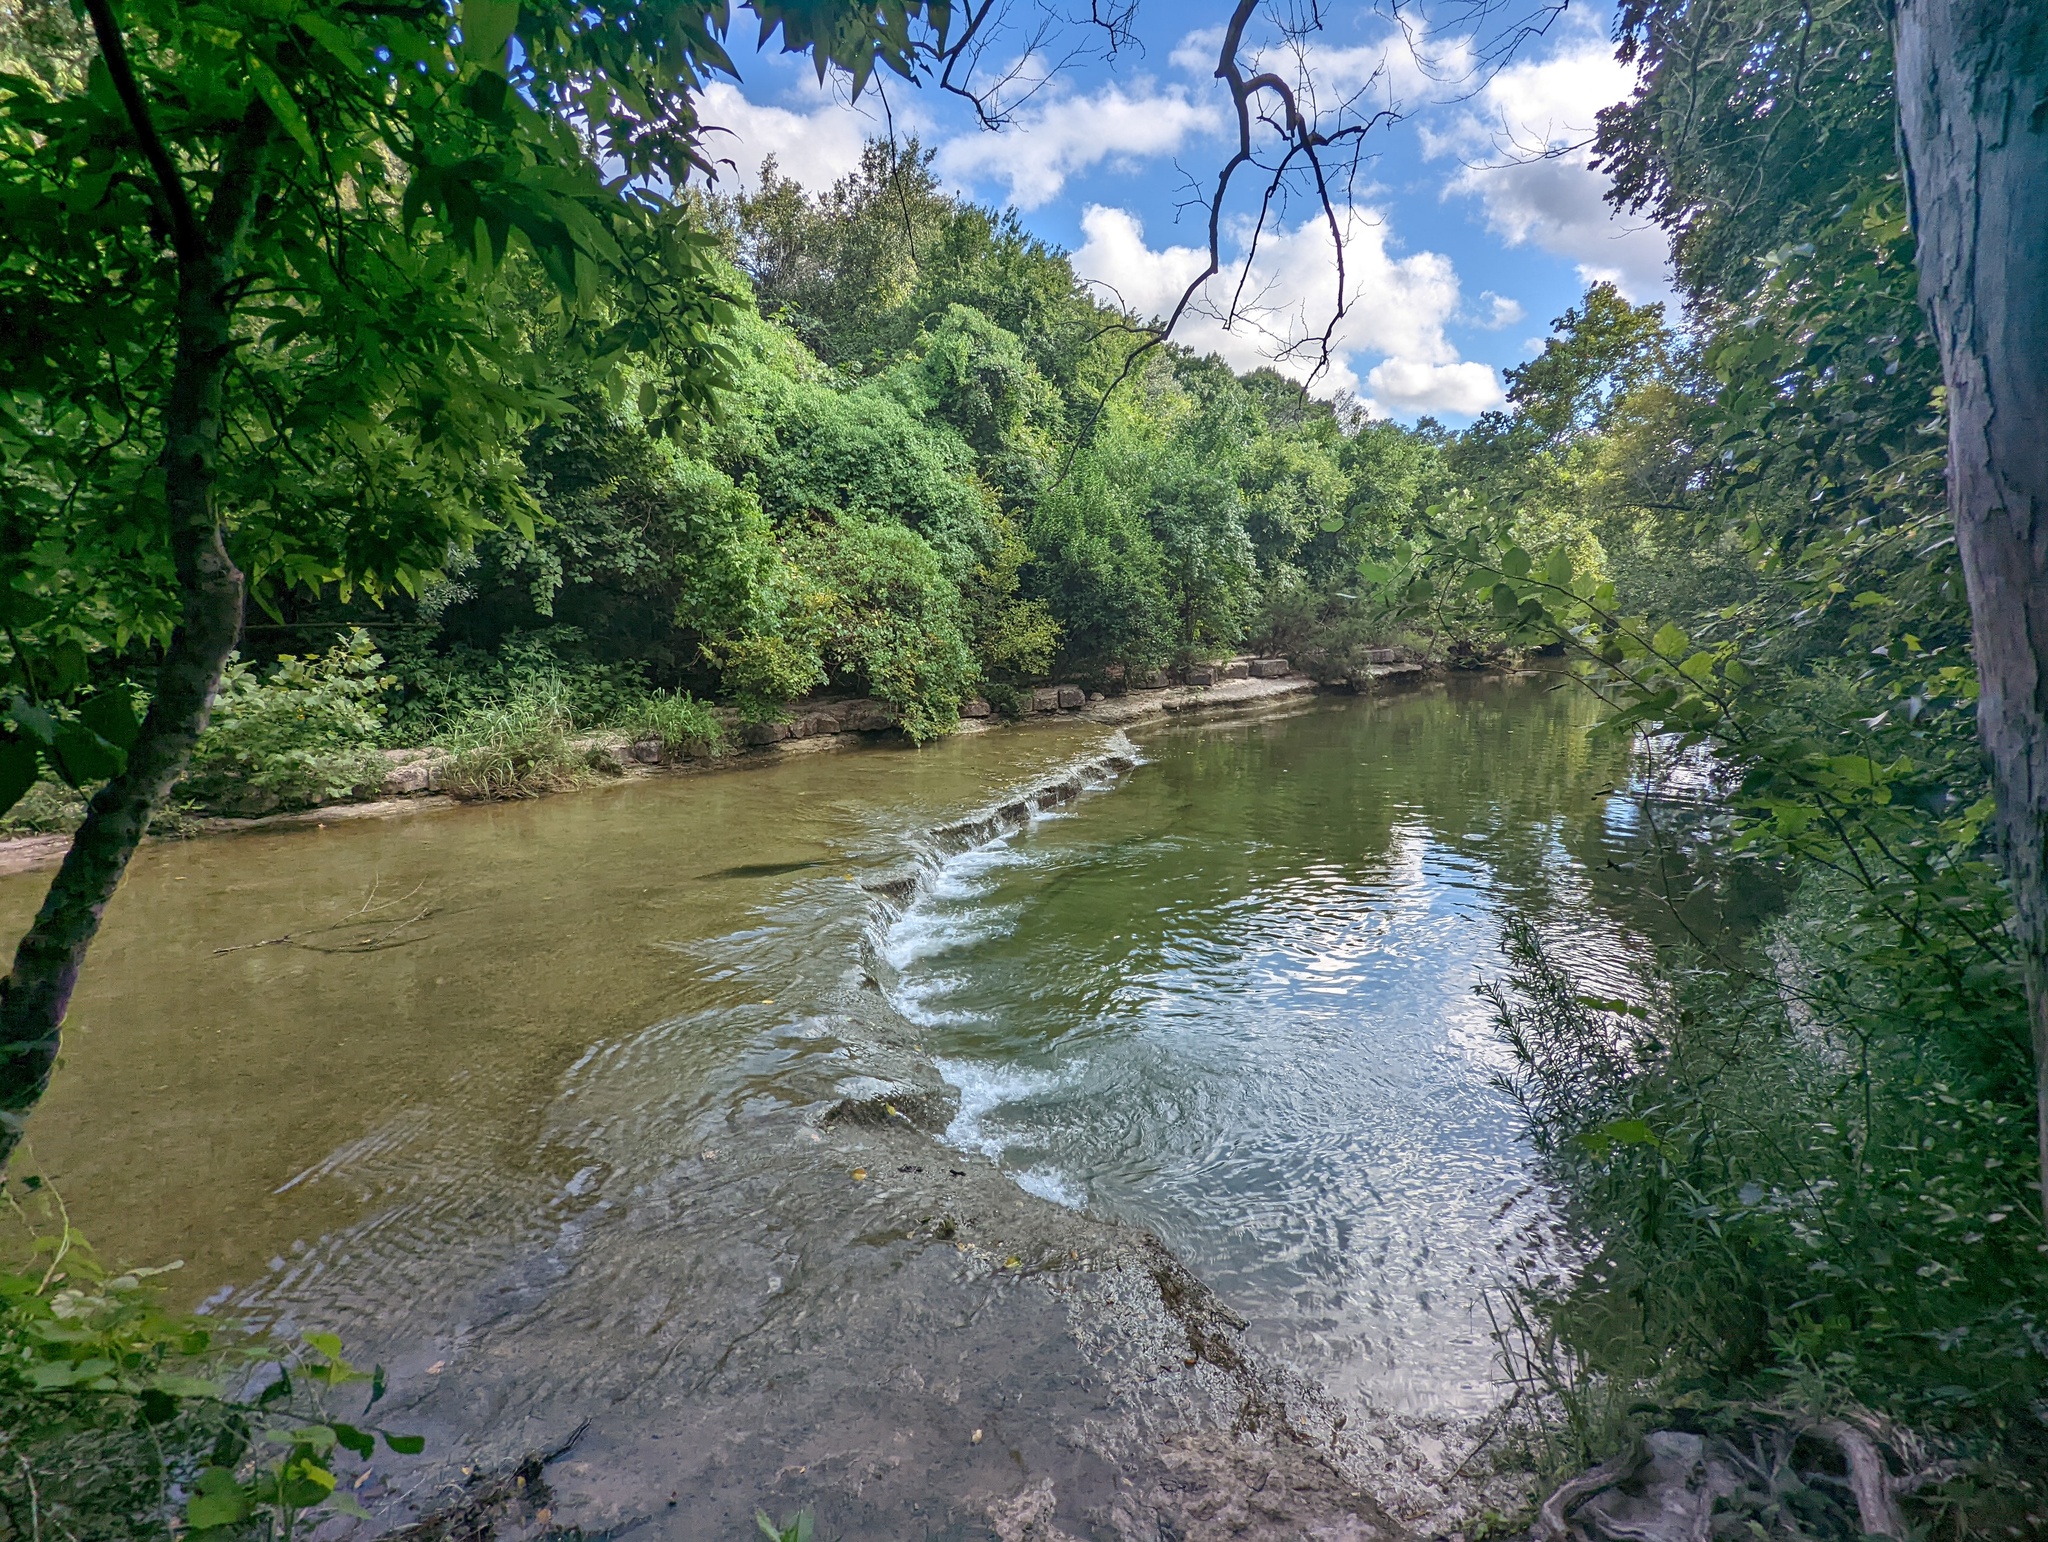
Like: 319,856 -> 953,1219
1070,204 -> 1503,419
1474,291 -> 1525,329
935,80 -> 1222,209
1430,38 -> 1670,300
692,80 -> 902,193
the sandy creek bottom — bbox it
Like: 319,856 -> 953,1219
10,679 -> 1690,1538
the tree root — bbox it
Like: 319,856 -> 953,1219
1535,1440 -> 1646,1542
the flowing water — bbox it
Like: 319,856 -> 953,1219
4,678 -> 1710,1534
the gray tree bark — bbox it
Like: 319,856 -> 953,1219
0,11 -> 271,1165
1893,0 -> 2048,1225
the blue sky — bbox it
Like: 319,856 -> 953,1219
690,2 -> 1671,424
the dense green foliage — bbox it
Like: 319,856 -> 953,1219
0,1173 -> 421,1540
1343,0 -> 2045,1511
1,0 -> 2041,1525
234,142 -> 1448,763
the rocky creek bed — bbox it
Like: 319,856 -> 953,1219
8,672 -> 1649,1542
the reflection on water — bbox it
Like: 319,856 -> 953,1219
871,681 -> 1657,1413
11,678 -> 1689,1430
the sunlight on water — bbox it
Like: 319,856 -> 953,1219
8,679 -> 1699,1433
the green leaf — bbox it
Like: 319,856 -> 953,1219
246,57 -> 318,162
461,0 -> 520,66
78,690 -> 138,751
1541,548 -> 1574,586
45,642 -> 87,694
1500,545 -> 1531,580
1356,560 -> 1392,586
150,1372 -> 224,1398
1651,622 -> 1688,658
296,14 -> 369,75
51,721 -> 123,783
332,1421 -> 376,1459
382,1431 -> 425,1454
8,697 -> 56,746
1573,1118 -> 1662,1156
331,1491 -> 376,1520
186,1469 -> 252,1530
0,739 -> 38,818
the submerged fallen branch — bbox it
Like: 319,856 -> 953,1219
213,880 -> 437,955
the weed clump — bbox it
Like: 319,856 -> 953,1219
619,689 -> 725,758
437,678 -> 595,800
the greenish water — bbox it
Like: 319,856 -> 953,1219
6,678 -> 1699,1507
875,680 -> 1655,1412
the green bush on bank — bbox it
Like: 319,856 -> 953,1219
435,677 -> 596,801
1486,883 -> 2047,1491
180,633 -> 392,817
619,689 -> 726,758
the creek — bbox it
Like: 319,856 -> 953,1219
6,678 -> 1720,1535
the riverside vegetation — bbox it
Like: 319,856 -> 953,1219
1,0 -> 2044,1536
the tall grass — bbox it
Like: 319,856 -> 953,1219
618,689 -> 724,758
437,677 -> 595,800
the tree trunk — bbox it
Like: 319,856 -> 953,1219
0,105 -> 272,1167
1892,0 -> 2048,1226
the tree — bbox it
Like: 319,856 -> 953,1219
0,0 -> 953,1162
1892,0 -> 2048,1222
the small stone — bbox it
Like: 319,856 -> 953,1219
739,720 -> 792,746
629,737 -> 663,764
1185,665 -> 1216,687
1365,647 -> 1401,665
1031,687 -> 1061,713
1249,657 -> 1292,678
1222,660 -> 1251,680
382,761 -> 431,796
1056,684 -> 1085,710
1087,691 -> 1105,703
960,697 -> 992,718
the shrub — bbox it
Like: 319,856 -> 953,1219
0,779 -> 89,836
384,626 -> 651,740
0,1175 -> 417,1540
793,514 -> 978,742
181,632 -> 391,815
1486,891 -> 2048,1442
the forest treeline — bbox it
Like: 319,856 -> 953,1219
196,141 -> 1457,770
2,0 -> 2044,1532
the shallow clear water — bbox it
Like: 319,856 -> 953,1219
8,678 -> 1679,1435
874,682 -> 1656,1413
